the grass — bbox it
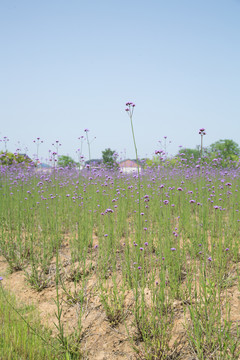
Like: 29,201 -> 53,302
0,156 -> 240,359
0,285 -> 65,360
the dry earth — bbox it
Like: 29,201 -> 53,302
0,240 -> 239,360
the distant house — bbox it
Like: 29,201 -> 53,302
36,163 -> 52,172
119,159 -> 142,173
85,159 -> 103,170
38,163 -> 52,169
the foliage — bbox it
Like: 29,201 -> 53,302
145,156 -> 178,168
0,151 -> 33,166
85,159 -> 102,166
144,158 -> 153,167
209,139 -> 240,161
57,155 -> 77,168
102,148 -> 118,169
1,164 -> 240,358
177,147 -> 200,161
0,287 -> 64,359
145,156 -> 164,167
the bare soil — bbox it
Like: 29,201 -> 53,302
0,239 -> 239,360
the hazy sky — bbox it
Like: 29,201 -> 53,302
1,0 -> 240,162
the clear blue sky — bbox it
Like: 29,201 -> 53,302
0,0 -> 240,162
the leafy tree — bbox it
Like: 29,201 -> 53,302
209,139 -> 240,161
57,155 -> 77,168
102,148 -> 118,169
85,159 -> 102,166
0,152 -> 33,166
177,148 -> 200,162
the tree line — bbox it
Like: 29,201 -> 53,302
1,139 -> 240,168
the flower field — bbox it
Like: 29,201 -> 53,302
0,161 -> 240,359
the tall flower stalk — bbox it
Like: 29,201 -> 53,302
125,102 -> 139,175
125,102 -> 141,244
33,137 -> 43,165
199,128 -> 206,158
84,129 -> 96,166
3,136 -> 9,152
77,135 -> 85,170
84,129 -> 91,162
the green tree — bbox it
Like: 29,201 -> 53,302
102,148 -> 118,169
85,159 -> 102,166
57,155 -> 77,168
0,152 -> 33,166
209,139 -> 240,161
177,148 -> 200,162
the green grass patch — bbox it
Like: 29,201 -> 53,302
0,286 -> 64,360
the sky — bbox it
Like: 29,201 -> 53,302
0,0 -> 240,163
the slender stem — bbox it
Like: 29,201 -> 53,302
86,132 -> 91,162
0,284 -> 58,352
127,104 -> 141,245
129,112 -> 140,176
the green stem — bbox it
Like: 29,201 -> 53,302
128,107 -> 141,245
0,284 -> 58,352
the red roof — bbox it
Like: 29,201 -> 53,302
119,160 -> 139,168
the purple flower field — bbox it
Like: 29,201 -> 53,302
0,158 -> 240,359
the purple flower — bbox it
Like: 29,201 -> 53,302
105,208 -> 114,213
155,150 -> 163,155
171,248 -> 176,251
94,244 -> 98,249
208,257 -> 212,262
225,248 -> 229,251
0,277 -> 3,281
139,247 -> 144,251
125,102 -> 135,111
104,234 -> 108,237
163,200 -> 169,205
144,242 -> 148,246
138,266 -> 142,270
84,128 -> 89,132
